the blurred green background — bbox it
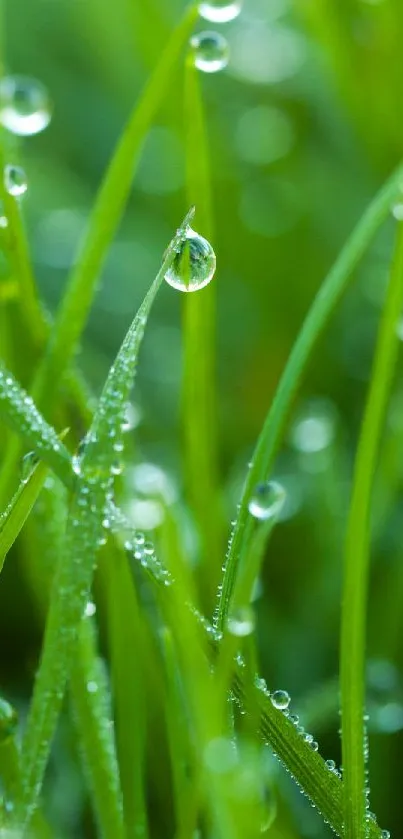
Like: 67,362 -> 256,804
2,0 -> 403,836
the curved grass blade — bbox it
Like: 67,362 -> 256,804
340,222 -> 403,838
182,55 -> 220,580
17,210 -> 193,825
216,162 -> 403,632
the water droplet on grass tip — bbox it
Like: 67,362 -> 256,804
248,480 -> 286,521
227,606 -> 255,637
190,32 -> 229,73
198,0 -> 242,23
0,75 -> 51,136
164,227 -> 216,292
4,164 -> 27,197
271,690 -> 290,711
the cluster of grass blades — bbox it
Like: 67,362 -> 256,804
0,2 -> 402,838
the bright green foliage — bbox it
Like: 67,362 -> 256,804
1,2 -> 403,839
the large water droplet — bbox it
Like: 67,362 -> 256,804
227,606 -> 255,637
0,75 -> 51,136
271,690 -> 290,711
198,0 -> 242,23
190,32 -> 229,74
4,164 -> 27,197
164,227 -> 216,292
248,480 -> 286,521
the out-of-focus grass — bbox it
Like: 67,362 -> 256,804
1,0 -> 403,837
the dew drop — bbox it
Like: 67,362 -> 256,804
190,31 -> 229,74
0,698 -> 18,739
248,480 -> 286,521
20,450 -> 39,482
271,690 -> 290,711
381,831 -> 390,839
227,606 -> 255,637
84,601 -> 96,618
0,75 -> 52,136
198,0 -> 242,23
4,164 -> 27,197
164,227 -> 216,292
325,759 -> 336,772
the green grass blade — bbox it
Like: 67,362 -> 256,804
340,221 -> 403,838
103,548 -> 149,839
240,670 -> 384,839
33,4 -> 199,412
0,458 -> 49,572
216,162 -> 403,632
17,212 -> 191,824
0,364 -> 72,487
182,55 -> 220,583
71,619 -> 125,839
2,177 -> 48,350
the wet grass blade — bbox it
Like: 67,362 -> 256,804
216,162 -> 403,632
33,5 -> 199,412
182,55 -> 220,583
71,619 -> 126,839
238,670 -> 385,839
2,177 -> 48,351
340,221 -> 403,838
103,549 -> 149,839
16,212 -> 192,824
0,364 -> 72,488
0,458 -> 49,572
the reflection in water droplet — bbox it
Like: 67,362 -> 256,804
164,227 -> 216,292
271,690 -> 290,711
227,606 -> 255,637
0,75 -> 51,136
190,31 -> 230,74
4,164 -> 27,197
248,480 -> 286,521
204,737 -> 237,773
199,0 -> 242,23
325,759 -> 336,772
